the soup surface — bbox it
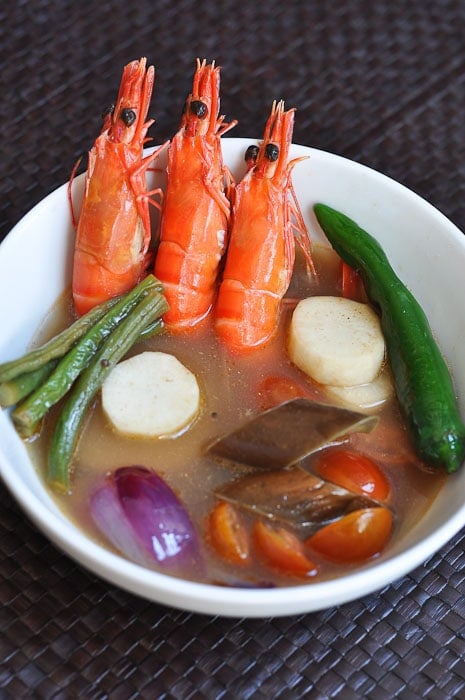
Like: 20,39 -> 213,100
27,244 -> 445,587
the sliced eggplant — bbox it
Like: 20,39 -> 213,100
215,466 -> 379,531
206,399 -> 377,471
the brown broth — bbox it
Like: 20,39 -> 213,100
27,245 -> 446,587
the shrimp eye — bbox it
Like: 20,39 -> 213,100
120,108 -> 137,126
190,100 -> 208,118
102,104 -> 115,120
245,145 -> 259,163
265,143 -> 279,162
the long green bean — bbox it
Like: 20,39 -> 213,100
47,290 -> 168,492
1,318 -> 164,409
0,295 -> 120,383
12,275 -> 163,437
139,317 -> 165,340
0,360 -> 58,407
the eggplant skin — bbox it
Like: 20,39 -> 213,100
215,465 -> 378,531
207,398 -> 376,471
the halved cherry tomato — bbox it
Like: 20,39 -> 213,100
209,501 -> 250,565
306,507 -> 392,564
314,449 -> 390,501
341,261 -> 362,300
252,520 -> 318,578
258,374 -> 322,411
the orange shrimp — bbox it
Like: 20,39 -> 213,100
215,100 -> 315,352
153,58 -> 237,331
71,58 -> 166,315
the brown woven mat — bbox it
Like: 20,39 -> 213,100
1,1 -> 465,697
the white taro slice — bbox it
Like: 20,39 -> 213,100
288,296 -> 385,387
102,351 -> 200,438
325,367 -> 394,412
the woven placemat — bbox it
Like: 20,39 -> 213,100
1,1 -> 465,698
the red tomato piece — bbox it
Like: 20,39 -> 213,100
258,374 -> 322,410
315,449 -> 390,501
252,520 -> 319,578
209,501 -> 250,565
306,507 -> 393,564
341,261 -> 362,300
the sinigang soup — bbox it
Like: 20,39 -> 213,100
25,244 -> 445,588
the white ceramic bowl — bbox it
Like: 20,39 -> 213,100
1,139 -> 465,617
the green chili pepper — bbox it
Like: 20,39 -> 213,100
314,203 -> 465,473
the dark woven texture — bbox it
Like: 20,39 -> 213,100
1,1 -> 465,697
